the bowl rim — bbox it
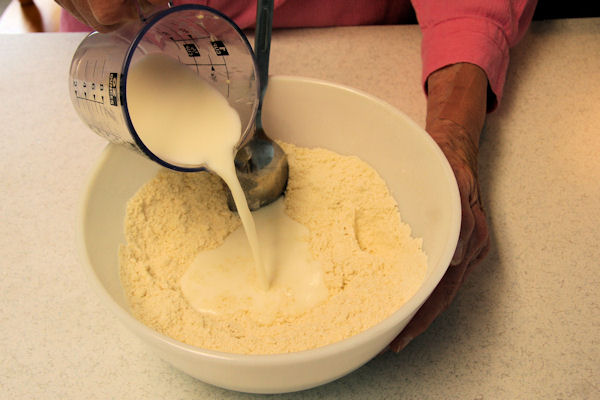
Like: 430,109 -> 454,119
78,75 -> 461,365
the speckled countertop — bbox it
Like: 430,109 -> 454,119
1,18 -> 599,399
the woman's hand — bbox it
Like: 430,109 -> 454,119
390,63 -> 491,351
55,0 -> 163,32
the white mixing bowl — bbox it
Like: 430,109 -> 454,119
79,76 -> 461,394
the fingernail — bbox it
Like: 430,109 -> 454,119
392,335 -> 413,352
399,335 -> 413,350
451,242 -> 464,265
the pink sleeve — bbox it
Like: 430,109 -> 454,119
60,9 -> 93,32
411,0 -> 538,111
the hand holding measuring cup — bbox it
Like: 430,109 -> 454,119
56,0 -> 165,32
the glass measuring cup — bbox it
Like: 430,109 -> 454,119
69,4 -> 259,171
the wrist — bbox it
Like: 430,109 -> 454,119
427,118 -> 479,174
425,63 -> 488,145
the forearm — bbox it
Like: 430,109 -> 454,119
426,62 -> 488,147
412,0 -> 538,111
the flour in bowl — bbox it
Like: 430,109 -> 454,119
119,141 -> 427,354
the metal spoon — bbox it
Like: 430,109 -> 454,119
227,0 -> 288,211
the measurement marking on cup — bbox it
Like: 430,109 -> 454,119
169,35 -> 209,42
183,43 -> 200,57
211,41 -> 228,56
73,68 -> 115,106
180,62 -> 226,66
162,22 -> 232,96
223,55 -> 230,97
108,73 -> 119,106
75,86 -> 105,104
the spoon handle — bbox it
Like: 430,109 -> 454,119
255,0 -> 274,102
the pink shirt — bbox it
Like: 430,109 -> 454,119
61,0 -> 537,110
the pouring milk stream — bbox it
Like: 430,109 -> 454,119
126,53 -> 269,288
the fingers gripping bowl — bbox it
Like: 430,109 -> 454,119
79,76 -> 461,394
